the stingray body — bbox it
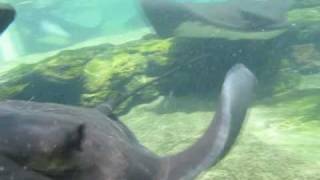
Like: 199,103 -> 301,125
0,64 -> 256,180
0,3 -> 15,34
140,0 -> 292,38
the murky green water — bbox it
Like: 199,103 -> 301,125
0,0 -> 319,179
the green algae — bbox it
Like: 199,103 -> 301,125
0,63 -> 34,100
288,6 -> 320,24
0,83 -> 28,100
0,63 -> 35,83
34,51 -> 91,82
83,58 -> 113,93
0,37 -> 173,108
81,38 -> 172,107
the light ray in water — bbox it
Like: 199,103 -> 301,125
0,30 -> 18,61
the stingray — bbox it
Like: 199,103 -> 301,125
140,0 -> 293,38
0,3 -> 15,35
0,64 -> 256,180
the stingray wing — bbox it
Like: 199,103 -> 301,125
0,3 -> 15,34
236,0 -> 293,29
0,155 -> 52,180
183,2 -> 250,30
140,0 -> 293,36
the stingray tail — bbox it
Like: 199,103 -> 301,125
159,64 -> 257,180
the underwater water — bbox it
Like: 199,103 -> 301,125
0,0 -> 320,179
0,0 -> 148,61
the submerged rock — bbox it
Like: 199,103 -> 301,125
0,38 -> 173,113
0,4 -> 319,112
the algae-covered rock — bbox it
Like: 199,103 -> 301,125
1,3 -> 320,112
0,34 -> 302,112
81,38 -> 173,108
0,64 -> 34,100
0,43 -> 114,104
0,37 -> 174,111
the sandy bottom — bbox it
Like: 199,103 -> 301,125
121,88 -> 320,180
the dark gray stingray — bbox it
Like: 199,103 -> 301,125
0,64 -> 256,180
0,3 -> 15,34
140,0 -> 292,38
